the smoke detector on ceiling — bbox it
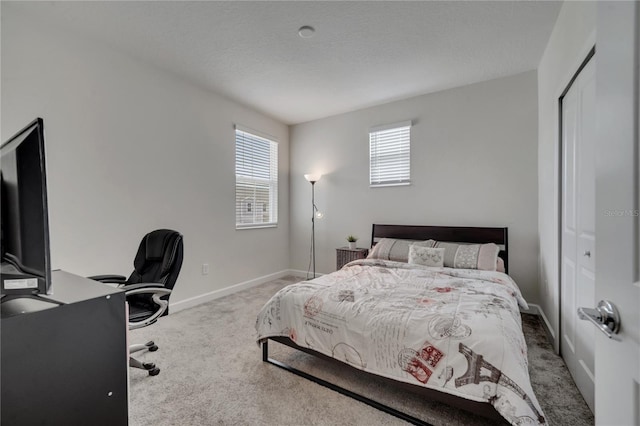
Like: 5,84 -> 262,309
298,26 -> 315,38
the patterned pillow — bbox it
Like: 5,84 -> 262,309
408,245 -> 445,267
431,241 -> 500,271
367,238 -> 434,263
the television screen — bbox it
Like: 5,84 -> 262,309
1,118 -> 52,295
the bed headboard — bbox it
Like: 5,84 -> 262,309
371,224 -> 509,274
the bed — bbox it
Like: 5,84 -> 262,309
256,224 -> 545,425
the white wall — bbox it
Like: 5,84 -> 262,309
537,1 -> 596,350
290,71 -> 540,303
1,8 -> 290,307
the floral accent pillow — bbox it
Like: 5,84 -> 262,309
408,245 -> 445,267
430,241 -> 500,271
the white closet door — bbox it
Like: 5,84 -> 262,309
561,57 -> 596,412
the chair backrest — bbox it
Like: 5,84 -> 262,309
127,229 -> 183,291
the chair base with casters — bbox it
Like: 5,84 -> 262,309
125,285 -> 171,376
89,278 -> 172,375
130,341 -> 160,376
97,281 -> 172,376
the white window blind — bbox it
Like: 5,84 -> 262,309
235,126 -> 278,229
369,121 -> 411,187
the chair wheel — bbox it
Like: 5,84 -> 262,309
142,362 -> 156,370
148,345 -> 159,352
148,368 -> 160,376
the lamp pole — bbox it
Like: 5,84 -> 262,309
304,173 -> 321,279
310,180 -> 316,278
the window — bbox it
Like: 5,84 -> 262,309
369,121 -> 411,187
235,126 -> 278,229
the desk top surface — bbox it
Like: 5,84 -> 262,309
1,270 -> 124,318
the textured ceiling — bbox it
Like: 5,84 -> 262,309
4,1 -> 561,125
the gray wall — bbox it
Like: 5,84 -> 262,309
537,1 -> 596,349
1,8 -> 290,307
2,5 -> 545,309
290,71 -> 540,303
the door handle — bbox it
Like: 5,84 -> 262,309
577,300 -> 620,338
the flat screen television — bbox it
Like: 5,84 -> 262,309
1,118 -> 52,295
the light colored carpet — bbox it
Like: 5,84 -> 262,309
129,275 -> 594,426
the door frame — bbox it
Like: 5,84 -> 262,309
557,45 -> 596,358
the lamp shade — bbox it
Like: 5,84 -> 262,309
304,173 -> 322,183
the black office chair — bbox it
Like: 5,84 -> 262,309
90,229 -> 183,376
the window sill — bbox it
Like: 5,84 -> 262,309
370,182 -> 411,188
236,223 -> 278,230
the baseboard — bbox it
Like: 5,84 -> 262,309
287,269 -> 326,279
170,269 -> 304,314
530,303 -> 555,339
520,303 -> 555,337
519,304 -> 539,316
519,303 -> 555,344
524,302 -> 557,351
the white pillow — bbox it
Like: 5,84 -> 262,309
408,245 -> 445,267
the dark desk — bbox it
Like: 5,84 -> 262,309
1,270 -> 128,425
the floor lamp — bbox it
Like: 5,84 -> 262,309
304,174 -> 322,278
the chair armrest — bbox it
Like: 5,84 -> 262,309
123,283 -> 172,330
123,282 -> 169,291
88,274 -> 128,284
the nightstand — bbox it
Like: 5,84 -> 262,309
336,247 -> 369,270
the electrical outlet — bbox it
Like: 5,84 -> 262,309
202,263 -> 210,275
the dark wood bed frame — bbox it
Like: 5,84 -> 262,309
261,224 -> 510,425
